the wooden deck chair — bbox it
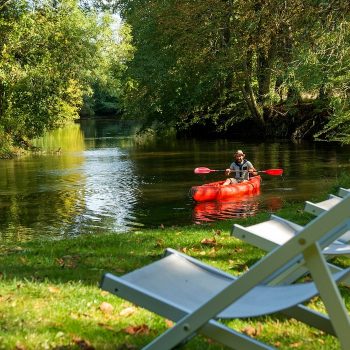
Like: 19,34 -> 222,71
101,194 -> 350,350
304,187 -> 350,216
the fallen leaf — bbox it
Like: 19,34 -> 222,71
99,302 -> 114,314
98,322 -> 115,331
208,247 -> 217,257
200,237 -> 217,246
55,331 -> 65,338
12,246 -> 24,252
233,247 -> 244,253
236,264 -> 249,272
241,323 -> 262,337
55,255 -> 81,269
48,286 -> 60,293
114,268 -> 125,273
56,258 -> 65,267
155,239 -> 165,248
120,306 -> 136,317
72,336 -> 95,350
15,342 -> 26,350
290,342 -> 303,348
165,319 -> 174,328
123,324 -> 150,335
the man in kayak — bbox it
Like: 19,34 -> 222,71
223,149 -> 257,185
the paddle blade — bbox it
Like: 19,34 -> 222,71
261,169 -> 283,176
194,167 -> 213,174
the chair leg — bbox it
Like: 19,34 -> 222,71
283,305 -> 335,335
201,320 -> 274,350
146,320 -> 275,350
304,243 -> 350,349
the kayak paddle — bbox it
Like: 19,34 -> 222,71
194,167 -> 283,176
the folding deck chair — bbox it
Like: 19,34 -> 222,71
304,187 -> 350,216
232,213 -> 350,285
101,194 -> 350,350
303,188 -> 350,245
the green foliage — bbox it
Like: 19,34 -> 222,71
2,0 -> 350,145
0,0 -> 130,152
116,0 -> 350,142
82,22 -> 134,117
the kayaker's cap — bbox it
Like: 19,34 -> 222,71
234,150 -> 245,156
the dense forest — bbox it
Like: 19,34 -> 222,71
1,0 -> 350,157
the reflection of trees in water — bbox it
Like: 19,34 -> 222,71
0,168 -> 86,242
0,125 -> 86,241
79,119 -> 142,141
0,121 -> 142,242
33,123 -> 85,152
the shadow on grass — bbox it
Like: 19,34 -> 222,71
1,222 -> 256,285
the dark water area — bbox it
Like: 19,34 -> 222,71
0,119 -> 349,242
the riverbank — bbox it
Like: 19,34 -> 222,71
1,190 -> 350,349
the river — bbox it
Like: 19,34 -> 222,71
0,119 -> 349,242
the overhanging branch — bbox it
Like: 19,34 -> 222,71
0,0 -> 12,10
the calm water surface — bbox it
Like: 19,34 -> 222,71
1,119 -> 349,242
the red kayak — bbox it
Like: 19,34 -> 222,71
190,175 -> 261,202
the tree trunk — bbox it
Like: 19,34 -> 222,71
240,51 -> 265,127
257,38 -> 277,104
240,80 -> 264,127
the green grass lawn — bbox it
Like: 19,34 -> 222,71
1,190 -> 350,349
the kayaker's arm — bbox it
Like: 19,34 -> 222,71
249,168 -> 258,177
226,168 -> 256,176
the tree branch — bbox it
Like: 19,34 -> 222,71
0,0 -> 12,10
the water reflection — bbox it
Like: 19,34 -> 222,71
72,148 -> 140,234
0,121 -> 143,241
0,125 -> 86,241
193,197 -> 260,223
192,192 -> 284,223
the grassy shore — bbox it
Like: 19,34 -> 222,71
1,185 -> 350,349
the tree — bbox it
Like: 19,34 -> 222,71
0,0 -> 130,154
113,0 -> 350,142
